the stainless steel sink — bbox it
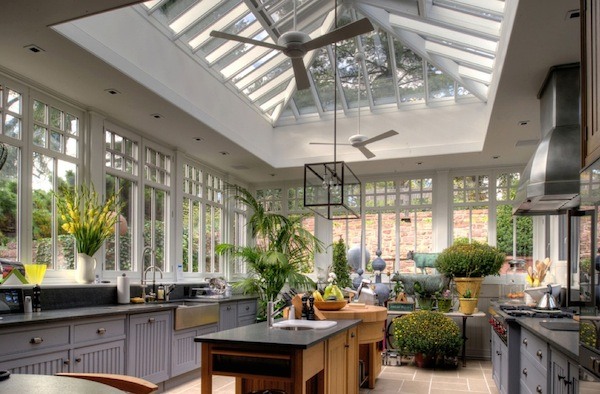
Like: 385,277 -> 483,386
539,320 -> 579,331
271,320 -> 337,330
172,301 -> 219,330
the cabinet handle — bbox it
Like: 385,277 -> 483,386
558,374 -> 565,381
245,306 -> 250,311
344,344 -> 350,348
148,317 -> 155,323
97,328 -> 106,335
536,350 -> 543,359
564,379 -> 572,386
75,357 -> 82,363
522,338 -> 528,346
350,332 -> 355,338
30,337 -> 43,344
63,359 -> 70,365
496,350 -> 502,356
536,385 -> 542,393
522,368 -> 528,376
227,306 -> 231,311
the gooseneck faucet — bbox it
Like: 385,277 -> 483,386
141,247 -> 163,300
267,301 -> 287,328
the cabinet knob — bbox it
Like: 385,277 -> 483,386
245,306 -> 250,311
522,338 -> 528,346
536,350 -> 543,359
496,350 -> 502,356
97,328 -> 106,335
536,385 -> 542,393
30,337 -> 43,344
351,332 -> 355,338
148,317 -> 155,323
63,359 -> 70,366
227,306 -> 231,311
75,357 -> 82,363
522,368 -> 528,376
344,344 -> 350,348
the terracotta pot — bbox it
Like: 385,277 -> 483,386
414,352 -> 436,368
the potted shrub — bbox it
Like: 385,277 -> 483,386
435,289 -> 453,313
393,310 -> 462,368
435,239 -> 505,299
458,288 -> 478,315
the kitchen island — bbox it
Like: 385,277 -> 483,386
194,319 -> 361,394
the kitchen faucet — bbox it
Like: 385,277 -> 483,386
141,247 -> 163,300
267,301 -> 287,328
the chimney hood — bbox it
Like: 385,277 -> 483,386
513,64 -> 581,216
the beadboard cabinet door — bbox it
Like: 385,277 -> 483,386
73,340 -> 125,374
0,350 -> 69,375
127,311 -> 171,383
172,323 -> 218,376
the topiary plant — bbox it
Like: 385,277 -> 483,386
393,310 -> 462,358
435,239 -> 505,278
331,237 -> 351,289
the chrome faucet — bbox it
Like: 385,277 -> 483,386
141,247 -> 163,300
267,301 -> 287,328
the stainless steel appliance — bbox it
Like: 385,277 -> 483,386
578,148 -> 600,385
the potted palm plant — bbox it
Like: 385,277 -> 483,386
217,187 -> 323,320
435,239 -> 505,300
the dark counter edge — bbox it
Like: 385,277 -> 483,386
194,319 -> 362,349
0,294 -> 257,328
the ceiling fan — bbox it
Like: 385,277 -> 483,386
310,52 -> 398,159
209,2 -> 374,90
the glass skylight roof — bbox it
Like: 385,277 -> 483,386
139,0 -> 506,125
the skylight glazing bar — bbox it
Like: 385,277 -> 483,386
259,90 -> 287,112
428,5 -> 501,37
188,3 -> 249,49
389,14 -> 497,54
248,69 -> 294,101
220,45 -> 275,79
234,53 -> 287,88
425,41 -> 493,71
169,0 -> 221,34
387,33 -> 402,109
142,0 -> 163,11
203,22 -> 263,62
436,0 -> 505,18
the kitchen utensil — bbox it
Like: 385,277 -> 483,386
536,284 -> 560,310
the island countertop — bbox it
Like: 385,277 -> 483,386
194,318 -> 361,349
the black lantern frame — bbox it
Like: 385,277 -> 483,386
304,161 -> 361,220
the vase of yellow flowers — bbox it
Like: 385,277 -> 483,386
55,184 -> 124,284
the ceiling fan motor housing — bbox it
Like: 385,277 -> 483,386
278,31 -> 311,58
349,134 -> 368,145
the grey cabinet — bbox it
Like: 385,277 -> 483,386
127,311 -> 171,384
171,323 -> 217,376
219,299 -> 257,331
550,347 -> 579,394
520,328 -> 548,394
491,328 -> 509,394
72,316 -> 126,374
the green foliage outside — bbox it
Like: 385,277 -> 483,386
496,205 -> 533,257
331,237 -> 351,289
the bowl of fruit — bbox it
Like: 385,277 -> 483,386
313,273 -> 348,310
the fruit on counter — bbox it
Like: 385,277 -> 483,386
312,290 -> 324,302
130,297 -> 145,303
324,284 -> 344,301
507,291 -> 524,299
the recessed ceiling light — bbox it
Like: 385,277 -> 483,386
150,113 -> 163,119
194,137 -> 203,142
270,173 -> 276,177
416,162 -> 423,165
219,151 -> 229,156
518,120 -> 530,126
104,88 -> 121,95
24,44 -> 44,53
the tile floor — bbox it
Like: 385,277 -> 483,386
165,358 -> 499,394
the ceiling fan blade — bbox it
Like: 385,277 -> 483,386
303,18 -> 374,52
355,130 -> 398,146
309,142 -> 352,146
291,58 -> 311,90
210,31 -> 284,51
357,146 -> 376,159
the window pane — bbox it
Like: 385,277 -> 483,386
4,114 -> 21,139
0,144 -> 19,261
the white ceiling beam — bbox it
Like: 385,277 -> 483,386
248,68 -> 294,101
389,13 -> 497,54
234,53 -> 287,90
220,45 -> 274,80
458,65 -> 492,84
425,41 -> 494,71
169,0 -> 220,34
428,5 -> 501,37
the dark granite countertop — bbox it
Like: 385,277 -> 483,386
194,319 -> 361,349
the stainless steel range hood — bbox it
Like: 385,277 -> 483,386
513,64 -> 581,216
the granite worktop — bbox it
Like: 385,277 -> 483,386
0,294 -> 257,328
194,319 -> 361,349
513,316 -> 579,360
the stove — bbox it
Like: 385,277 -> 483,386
498,304 -> 574,319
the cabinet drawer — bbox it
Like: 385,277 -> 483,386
521,329 -> 547,371
237,300 -> 256,317
0,324 -> 70,356
358,321 -> 385,343
521,351 -> 547,394
74,317 -> 126,344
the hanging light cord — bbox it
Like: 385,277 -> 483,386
333,0 -> 338,167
